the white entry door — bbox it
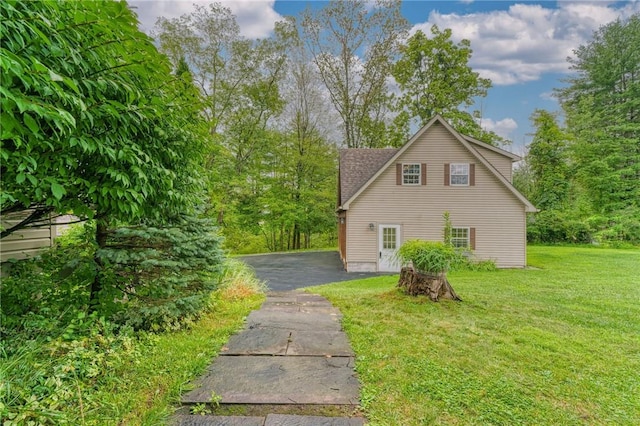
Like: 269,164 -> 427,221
378,225 -> 401,272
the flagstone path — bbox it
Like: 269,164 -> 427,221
173,292 -> 364,426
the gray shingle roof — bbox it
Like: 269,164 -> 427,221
339,148 -> 399,205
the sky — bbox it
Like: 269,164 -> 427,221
128,0 -> 640,154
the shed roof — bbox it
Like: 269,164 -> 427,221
339,148 -> 399,204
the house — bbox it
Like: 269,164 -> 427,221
337,115 -> 537,272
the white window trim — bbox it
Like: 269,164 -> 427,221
451,227 -> 470,249
402,163 -> 421,186
450,163 -> 469,186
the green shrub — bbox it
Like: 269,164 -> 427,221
527,210 -> 592,244
396,240 -> 460,274
96,215 -> 225,331
396,239 -> 497,274
0,222 -> 96,336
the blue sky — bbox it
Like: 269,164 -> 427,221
130,1 -> 639,153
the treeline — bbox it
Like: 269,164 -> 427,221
514,16 -> 640,246
150,0 -> 507,252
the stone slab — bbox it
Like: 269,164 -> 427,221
295,294 -> 331,303
259,302 -> 301,313
286,331 -> 354,356
265,415 -> 364,426
172,415 -> 265,426
182,356 -> 359,405
222,328 -> 290,355
246,311 -> 342,332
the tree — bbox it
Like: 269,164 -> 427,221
1,0 -> 209,305
301,0 -> 409,148
557,14 -> 640,214
154,4 -> 290,238
1,0 -> 207,237
392,26 -> 500,144
526,110 -> 570,211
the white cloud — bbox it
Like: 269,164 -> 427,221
413,1 -> 640,85
480,117 -> 518,139
129,0 -> 281,39
539,91 -> 557,102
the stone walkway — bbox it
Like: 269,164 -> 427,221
173,292 -> 364,426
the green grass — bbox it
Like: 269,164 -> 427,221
94,291 -> 264,424
1,287 -> 264,425
308,246 -> 640,426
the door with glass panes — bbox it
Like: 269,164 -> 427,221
378,225 -> 400,272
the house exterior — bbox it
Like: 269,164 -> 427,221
337,115 -> 537,272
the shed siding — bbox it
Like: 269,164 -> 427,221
1,211 -> 54,262
346,123 -> 526,268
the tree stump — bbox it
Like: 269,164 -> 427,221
397,267 -> 462,301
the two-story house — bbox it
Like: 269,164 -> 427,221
337,115 -> 537,272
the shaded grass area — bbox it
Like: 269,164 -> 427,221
308,246 -> 640,425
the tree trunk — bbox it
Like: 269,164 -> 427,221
397,267 -> 462,302
89,219 -> 109,310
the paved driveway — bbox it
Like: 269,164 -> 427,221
239,251 -> 382,291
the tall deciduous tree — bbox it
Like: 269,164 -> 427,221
557,14 -> 640,214
526,110 -> 570,211
301,0 -> 409,148
392,26 -> 500,144
1,0 -> 206,237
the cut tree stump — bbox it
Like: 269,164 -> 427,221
397,267 -> 462,301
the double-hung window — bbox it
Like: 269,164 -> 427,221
403,164 -> 421,185
450,163 -> 469,186
451,227 -> 470,249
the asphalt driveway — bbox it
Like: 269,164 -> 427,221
239,251 -> 383,291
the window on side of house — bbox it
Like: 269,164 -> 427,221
450,163 -> 469,186
402,163 -> 421,185
451,227 -> 470,249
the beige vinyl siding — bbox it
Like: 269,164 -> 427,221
346,122 -> 526,268
1,211 -> 54,262
470,144 -> 514,182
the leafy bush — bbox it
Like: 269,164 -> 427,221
0,222 -> 96,336
1,313 -> 140,426
588,208 -> 640,246
528,208 -> 640,246
396,239 -> 497,274
1,251 -> 263,424
396,240 -> 460,274
527,210 -> 592,244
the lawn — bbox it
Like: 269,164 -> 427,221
308,246 -> 640,426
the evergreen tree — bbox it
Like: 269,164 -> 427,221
557,14 -> 640,214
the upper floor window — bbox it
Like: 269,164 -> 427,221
450,163 -> 469,186
403,163 -> 421,185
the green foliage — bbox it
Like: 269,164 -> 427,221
1,257 -> 264,425
0,0 -> 207,236
1,313 -> 140,426
442,211 -> 452,246
526,109 -> 571,211
1,223 -> 96,334
96,216 -> 225,331
558,14 -> 640,215
396,240 -> 459,274
301,0 -> 409,148
392,26 -> 501,145
527,210 -> 592,244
